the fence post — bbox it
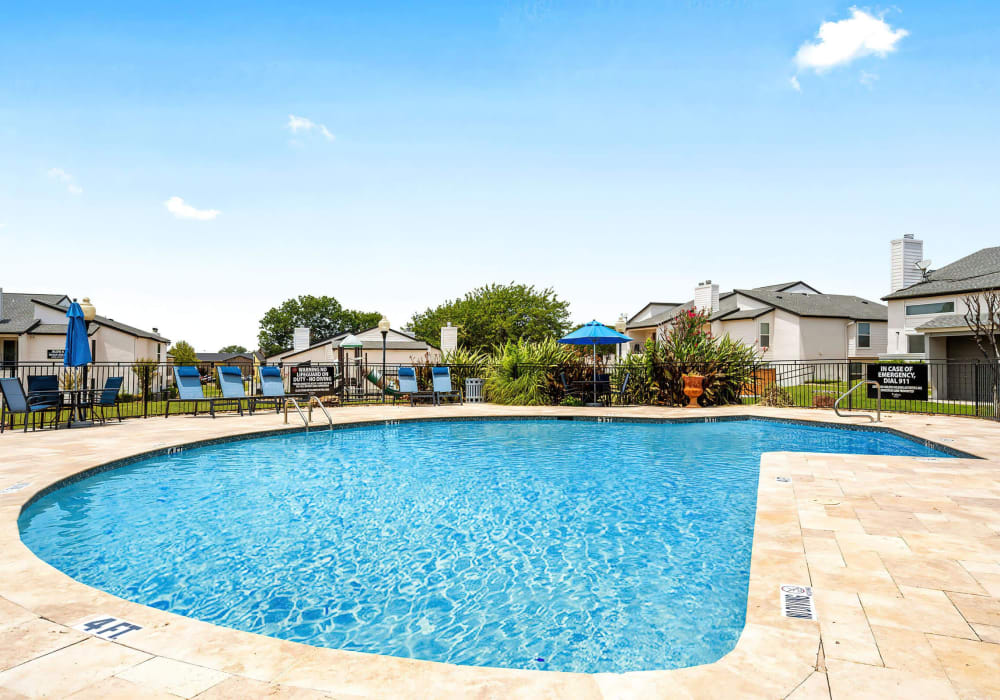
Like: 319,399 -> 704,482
974,362 -> 980,417
847,362 -> 852,412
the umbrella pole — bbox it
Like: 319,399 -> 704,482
592,343 -> 597,404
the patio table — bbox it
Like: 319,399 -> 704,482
571,380 -> 612,406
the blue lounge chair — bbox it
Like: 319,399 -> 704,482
214,366 -> 251,415
431,366 -> 462,406
0,377 -> 61,433
250,366 -> 287,414
165,366 -> 239,418
259,366 -> 285,397
397,366 -> 435,406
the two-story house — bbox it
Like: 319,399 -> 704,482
626,281 -> 888,361
881,235 -> 1000,361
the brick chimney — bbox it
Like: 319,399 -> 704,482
293,327 -> 310,352
694,280 -> 720,313
440,322 -> 458,354
890,234 -> 924,293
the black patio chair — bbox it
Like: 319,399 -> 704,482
27,375 -> 63,414
0,377 -> 62,433
87,377 -> 124,423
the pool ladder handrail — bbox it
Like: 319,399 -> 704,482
834,380 -> 881,423
283,395 -> 333,430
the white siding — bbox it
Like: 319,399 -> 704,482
846,321 -> 887,358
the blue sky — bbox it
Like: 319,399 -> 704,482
1,1 -> 997,351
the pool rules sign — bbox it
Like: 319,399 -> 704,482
866,363 -> 928,401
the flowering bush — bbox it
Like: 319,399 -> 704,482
633,309 -> 760,406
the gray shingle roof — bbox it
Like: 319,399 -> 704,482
195,352 -> 254,363
732,289 -> 887,321
712,307 -> 773,321
751,281 -> 821,293
914,313 -> 997,331
629,281 -> 884,329
883,247 -> 1000,300
0,292 -> 69,333
627,302 -> 693,329
32,299 -> 170,343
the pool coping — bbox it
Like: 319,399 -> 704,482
1,404 -> 997,698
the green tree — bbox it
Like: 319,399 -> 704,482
219,344 -> 248,354
131,357 -> 160,397
168,340 -> 199,366
258,295 -> 382,357
406,283 -> 571,353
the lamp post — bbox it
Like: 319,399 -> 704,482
615,314 -> 628,363
79,297 -> 97,391
378,316 -> 390,403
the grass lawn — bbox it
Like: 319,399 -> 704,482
745,380 -> 982,417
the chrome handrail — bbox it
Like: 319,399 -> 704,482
282,395 -> 333,431
834,380 -> 881,423
308,395 -> 333,429
284,398 -> 309,429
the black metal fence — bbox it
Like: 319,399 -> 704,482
2,358 -> 998,428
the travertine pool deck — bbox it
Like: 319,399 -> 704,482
1,404 -> 998,699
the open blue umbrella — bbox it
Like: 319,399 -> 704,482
558,320 -> 632,404
64,300 -> 92,367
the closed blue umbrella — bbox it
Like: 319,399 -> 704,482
64,301 -> 92,367
63,300 -> 93,426
558,321 -> 632,403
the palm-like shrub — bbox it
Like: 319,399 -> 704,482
440,347 -> 489,387
484,338 -> 584,405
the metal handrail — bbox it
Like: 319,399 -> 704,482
834,380 -> 881,422
283,395 -> 333,431
284,398 -> 309,429
308,395 -> 333,429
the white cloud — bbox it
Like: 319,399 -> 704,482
795,7 -> 908,74
47,167 -> 83,195
164,196 -> 220,221
287,114 -> 334,141
860,70 -> 879,88
789,76 -> 802,92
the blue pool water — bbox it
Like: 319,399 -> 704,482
19,419 -> 950,673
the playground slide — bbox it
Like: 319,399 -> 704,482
365,369 -> 404,396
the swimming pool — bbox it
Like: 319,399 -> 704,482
19,418 -> 952,673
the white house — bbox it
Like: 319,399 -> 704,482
881,235 -> 1000,361
626,280 -> 888,361
880,236 -> 1000,400
0,289 -> 169,366
267,326 -> 441,366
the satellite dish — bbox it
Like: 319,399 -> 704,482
914,259 -> 932,271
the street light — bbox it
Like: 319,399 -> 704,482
378,316 -> 390,403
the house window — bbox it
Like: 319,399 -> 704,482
156,344 -> 161,362
759,322 -> 770,349
905,301 -> 955,315
907,334 -> 926,354
857,322 -> 871,349
1,339 -> 17,367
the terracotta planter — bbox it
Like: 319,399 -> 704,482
682,374 -> 704,408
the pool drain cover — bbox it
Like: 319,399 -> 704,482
779,585 -> 817,621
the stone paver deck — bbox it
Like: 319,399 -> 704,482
1,404 -> 998,699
